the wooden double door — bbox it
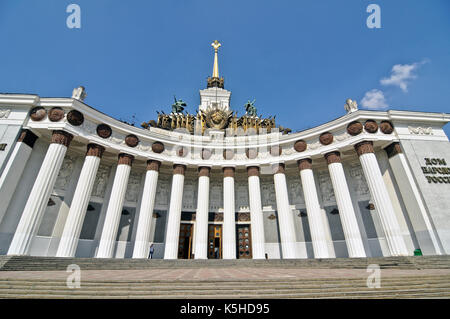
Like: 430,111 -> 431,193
208,225 -> 222,259
178,223 -> 193,259
236,224 -> 252,259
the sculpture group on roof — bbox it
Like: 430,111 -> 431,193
141,98 -> 291,135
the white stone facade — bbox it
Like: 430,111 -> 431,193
0,92 -> 449,259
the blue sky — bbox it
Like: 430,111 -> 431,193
1,0 -> 449,136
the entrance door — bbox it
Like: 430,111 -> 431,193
208,225 -> 222,259
236,224 -> 252,259
178,223 -> 193,259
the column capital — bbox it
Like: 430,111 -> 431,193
297,158 -> 312,171
354,141 -> 374,156
51,130 -> 73,147
118,153 -> 134,166
18,129 -> 39,148
86,143 -> 105,158
271,163 -> 285,174
384,142 -> 402,158
173,164 -> 186,175
223,167 -> 235,177
247,166 -> 260,177
146,160 -> 161,171
324,151 -> 341,164
198,166 -> 211,177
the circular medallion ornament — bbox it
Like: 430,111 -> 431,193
201,148 -> 212,160
346,121 -> 363,136
29,107 -> 46,121
246,148 -> 258,159
270,145 -> 282,156
152,141 -> 165,153
364,120 -> 378,133
66,110 -> 84,126
176,146 -> 188,157
48,107 -> 65,122
96,124 -> 112,139
125,134 -> 139,147
380,120 -> 394,134
294,140 -> 307,152
223,149 -> 234,160
319,132 -> 333,145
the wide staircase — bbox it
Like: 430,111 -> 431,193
0,255 -> 449,298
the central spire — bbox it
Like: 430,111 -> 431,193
207,40 -> 224,89
211,40 -> 221,78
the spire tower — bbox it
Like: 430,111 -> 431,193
207,40 -> 224,88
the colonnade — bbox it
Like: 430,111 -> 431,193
5,130 -> 410,258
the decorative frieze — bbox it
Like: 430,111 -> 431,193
125,134 -> 139,147
294,140 -> 307,152
246,148 -> 258,159
30,107 -> 46,121
67,110 -> 84,126
380,121 -> 394,134
125,170 -> 142,202
364,120 -> 378,133
54,154 -> 76,191
96,124 -> 112,138
92,164 -> 111,198
48,107 -> 65,122
152,141 -> 165,153
0,109 -> 11,119
408,126 -> 433,135
317,170 -> 336,204
347,121 -> 363,136
319,132 -> 333,145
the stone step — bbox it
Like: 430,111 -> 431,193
1,288 -> 449,299
2,255 -> 449,271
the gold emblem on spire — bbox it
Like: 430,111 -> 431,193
211,40 -> 221,78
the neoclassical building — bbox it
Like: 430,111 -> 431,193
0,42 -> 449,260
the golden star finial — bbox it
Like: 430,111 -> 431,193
211,40 -> 221,78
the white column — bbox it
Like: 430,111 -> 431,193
355,141 -> 409,256
325,151 -> 366,258
56,144 -> 105,257
298,159 -> 331,258
193,167 -> 210,259
96,153 -> 134,258
247,166 -> 265,259
132,160 -> 161,258
222,167 -> 236,259
385,143 -> 442,255
273,164 -> 298,258
0,130 -> 38,225
163,164 -> 186,259
7,130 -> 73,255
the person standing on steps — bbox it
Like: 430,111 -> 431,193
149,244 -> 154,259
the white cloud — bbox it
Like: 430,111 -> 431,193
361,89 -> 388,109
380,61 -> 427,92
